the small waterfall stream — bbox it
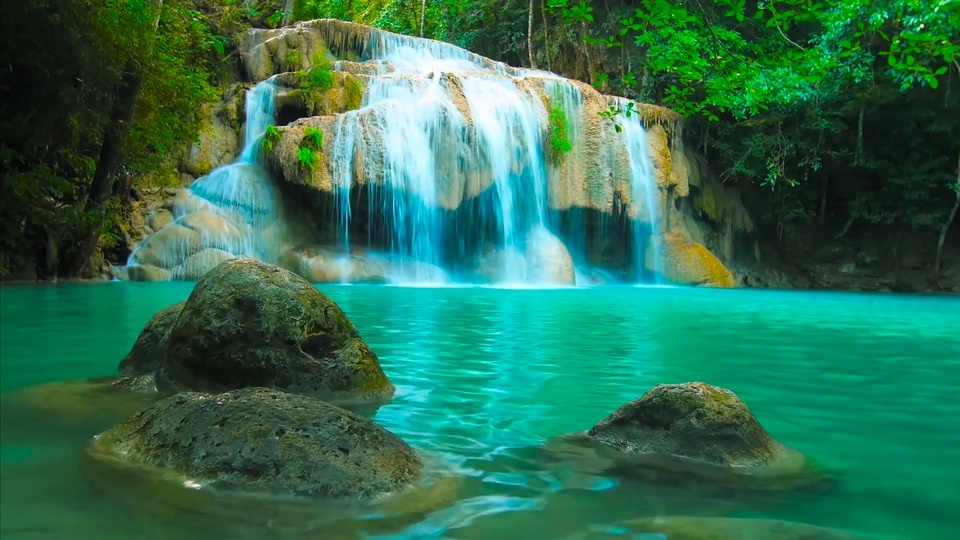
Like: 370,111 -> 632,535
124,79 -> 285,280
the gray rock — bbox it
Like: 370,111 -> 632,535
86,388 -> 423,499
119,301 -> 186,376
587,382 -> 815,482
155,258 -> 394,404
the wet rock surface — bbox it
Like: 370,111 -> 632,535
155,258 -> 394,403
86,388 -> 423,499
119,301 -> 186,376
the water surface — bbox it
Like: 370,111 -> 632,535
1,283 -> 958,539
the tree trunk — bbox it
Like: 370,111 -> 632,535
527,0 -> 536,68
420,0 -> 426,37
541,0 -> 550,72
933,151 -> 960,280
65,1 -> 163,278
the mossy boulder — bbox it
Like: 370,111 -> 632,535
661,232 -> 736,287
572,516 -> 863,540
586,382 -> 813,483
85,388 -> 423,499
119,301 -> 186,376
155,258 -> 394,404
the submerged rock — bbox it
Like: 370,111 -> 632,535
567,516 -> 863,540
0,376 -> 160,441
86,388 -> 423,499
119,301 -> 186,376
525,226 -> 575,285
661,232 -> 736,287
156,258 -> 394,403
584,382 -> 816,486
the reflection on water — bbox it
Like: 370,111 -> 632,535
1,283 -> 959,539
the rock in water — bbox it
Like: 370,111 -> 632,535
661,232 -> 736,288
86,388 -> 423,499
587,382 -> 815,484
155,258 -> 394,403
525,226 -> 575,285
119,301 -> 186,376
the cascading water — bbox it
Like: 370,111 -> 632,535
123,22 -> 668,286
617,99 -> 662,283
121,78 -> 286,280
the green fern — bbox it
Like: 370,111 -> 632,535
297,146 -> 316,170
548,103 -> 573,165
261,124 -> 280,153
298,46 -> 335,91
303,126 -> 323,151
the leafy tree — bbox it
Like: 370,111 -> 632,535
0,0 -> 228,277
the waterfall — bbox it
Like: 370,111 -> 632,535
122,23 -> 667,286
122,79 -> 285,280
617,99 -> 662,282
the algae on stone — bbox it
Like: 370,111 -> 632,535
86,388 -> 422,499
119,301 -> 186,376
155,258 -> 394,403
584,382 -> 820,487
661,232 -> 737,287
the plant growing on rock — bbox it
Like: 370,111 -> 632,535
297,127 -> 323,170
261,124 -> 280,153
548,101 -> 573,165
299,47 -> 335,91
284,51 -> 300,71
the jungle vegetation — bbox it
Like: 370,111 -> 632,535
1,0 -> 957,279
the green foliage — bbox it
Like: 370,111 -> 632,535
297,126 -> 324,171
0,0 -> 227,275
266,10 -> 284,28
547,98 -> 573,165
262,125 -> 281,153
285,51 -> 301,70
297,145 -> 317,170
299,48 -> 335,90
303,126 -> 324,152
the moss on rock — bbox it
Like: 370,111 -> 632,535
119,301 -> 186,376
661,232 -> 736,287
586,382 -> 819,487
86,388 -> 422,499
155,258 -> 394,404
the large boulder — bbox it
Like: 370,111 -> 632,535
586,382 -> 811,481
155,258 -> 394,403
660,232 -> 736,287
119,301 -> 186,376
85,388 -> 423,499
